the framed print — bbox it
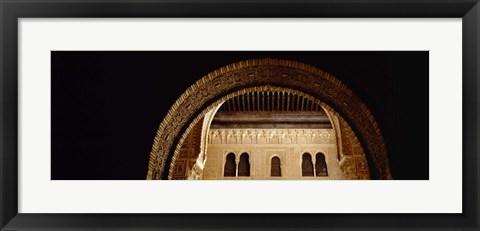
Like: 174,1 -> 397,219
1,0 -> 479,230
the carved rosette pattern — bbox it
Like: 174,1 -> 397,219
146,58 -> 392,180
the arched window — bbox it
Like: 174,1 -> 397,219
224,153 -> 236,177
271,156 -> 281,177
315,153 -> 328,176
238,153 -> 250,176
302,153 -> 314,176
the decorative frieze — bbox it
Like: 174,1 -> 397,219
209,129 -> 334,145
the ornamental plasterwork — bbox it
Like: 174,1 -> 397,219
209,129 -> 335,145
146,58 -> 392,180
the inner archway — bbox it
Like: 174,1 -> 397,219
146,58 -> 392,180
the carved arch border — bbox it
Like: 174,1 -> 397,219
146,58 -> 392,180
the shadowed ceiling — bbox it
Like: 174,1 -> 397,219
210,91 -> 333,129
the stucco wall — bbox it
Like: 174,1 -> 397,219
203,128 -> 347,180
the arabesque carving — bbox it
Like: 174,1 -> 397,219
146,58 -> 392,180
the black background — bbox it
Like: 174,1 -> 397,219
51,51 -> 428,180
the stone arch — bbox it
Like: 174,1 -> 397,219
146,58 -> 392,180
166,85 -> 370,180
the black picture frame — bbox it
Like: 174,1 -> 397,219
1,0 -> 479,230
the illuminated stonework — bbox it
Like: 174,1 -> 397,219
209,129 -> 335,145
146,58 -> 392,180
203,128 -> 369,180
